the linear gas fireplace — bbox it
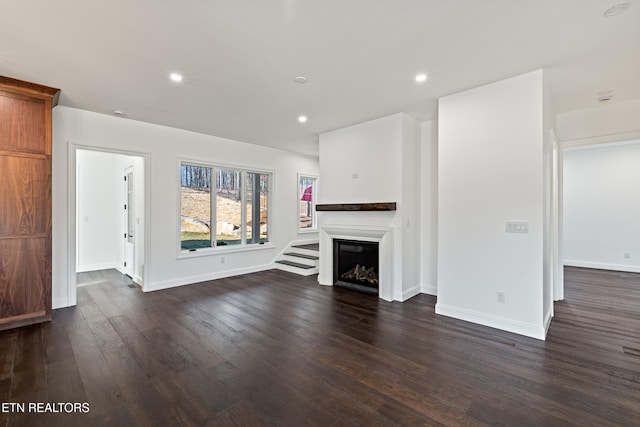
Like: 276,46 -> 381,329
333,239 -> 379,295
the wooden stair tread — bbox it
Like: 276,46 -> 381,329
291,243 -> 319,251
284,252 -> 319,260
275,260 -> 315,269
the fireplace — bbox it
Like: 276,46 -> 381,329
319,223 -> 393,301
333,239 -> 379,294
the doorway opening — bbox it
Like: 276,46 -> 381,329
557,131 -> 640,324
69,145 -> 149,304
561,139 -> 640,278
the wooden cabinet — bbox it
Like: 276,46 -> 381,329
0,76 -> 59,331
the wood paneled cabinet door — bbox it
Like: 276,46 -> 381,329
0,76 -> 59,331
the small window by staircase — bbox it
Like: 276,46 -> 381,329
298,175 -> 317,232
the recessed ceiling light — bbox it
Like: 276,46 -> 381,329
603,3 -> 631,17
294,76 -> 308,84
170,73 -> 183,82
298,115 -> 308,123
415,73 -> 428,83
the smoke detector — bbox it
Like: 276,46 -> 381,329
597,90 -> 614,103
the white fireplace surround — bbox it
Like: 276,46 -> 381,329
318,224 -> 394,301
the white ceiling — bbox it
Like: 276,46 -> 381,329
1,1 -> 638,156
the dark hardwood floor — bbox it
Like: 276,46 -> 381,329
1,267 -> 639,426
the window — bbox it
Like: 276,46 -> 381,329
180,162 -> 271,252
298,174 -> 317,231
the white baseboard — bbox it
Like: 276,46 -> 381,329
420,282 -> 438,296
77,262 -> 119,273
564,259 -> 640,273
52,297 -> 70,310
146,263 -> 273,292
435,302 -> 547,340
543,307 -> 553,335
398,284 -> 421,302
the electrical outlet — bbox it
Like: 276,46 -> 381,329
624,252 -> 630,259
221,257 -> 225,264
497,291 -> 506,304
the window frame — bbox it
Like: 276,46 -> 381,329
177,159 -> 274,258
297,173 -> 318,233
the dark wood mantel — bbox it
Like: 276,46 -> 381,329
316,202 -> 396,212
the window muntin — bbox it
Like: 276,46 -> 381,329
180,162 -> 271,252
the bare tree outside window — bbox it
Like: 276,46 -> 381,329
180,162 -> 270,251
181,165 -> 212,249
215,168 -> 242,245
246,172 -> 269,243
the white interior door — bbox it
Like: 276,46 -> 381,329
124,166 -> 135,277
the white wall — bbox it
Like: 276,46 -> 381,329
318,114 -> 402,204
318,113 -> 421,301
556,98 -> 640,143
419,120 -> 438,295
52,106 -> 319,309
563,142 -> 640,272
542,74 -> 556,329
437,70 -> 547,340
400,114 -> 420,296
76,149 -> 128,272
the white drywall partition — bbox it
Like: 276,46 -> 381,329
437,70 -> 549,339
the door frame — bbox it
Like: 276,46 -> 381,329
551,130 -> 563,302
67,142 -> 151,306
123,163 -> 135,277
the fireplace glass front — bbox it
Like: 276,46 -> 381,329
333,239 -> 379,294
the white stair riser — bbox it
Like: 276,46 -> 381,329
282,255 -> 319,267
275,263 -> 319,276
288,248 -> 319,257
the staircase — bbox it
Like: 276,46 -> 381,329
274,242 -> 319,276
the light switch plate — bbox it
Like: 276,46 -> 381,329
506,221 -> 528,233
